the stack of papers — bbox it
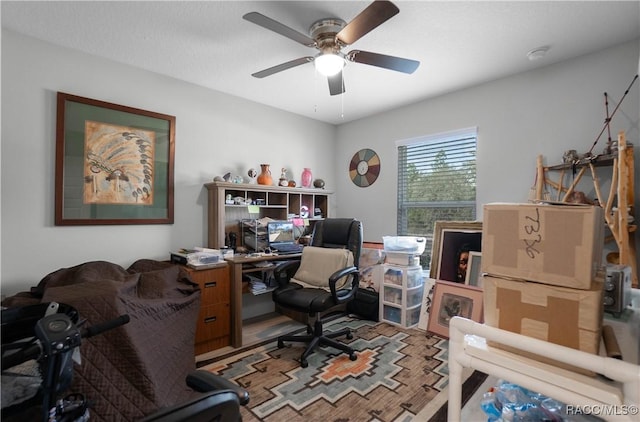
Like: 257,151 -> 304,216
247,275 -> 276,295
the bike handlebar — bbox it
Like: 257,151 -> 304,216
1,342 -> 42,370
1,314 -> 130,371
81,314 -> 130,339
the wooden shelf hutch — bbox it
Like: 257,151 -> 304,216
204,181 -> 332,250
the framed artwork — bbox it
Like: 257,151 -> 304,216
465,252 -> 483,288
427,280 -> 483,338
417,277 -> 437,331
429,221 -> 482,283
55,92 -> 175,225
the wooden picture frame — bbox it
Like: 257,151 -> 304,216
55,92 -> 175,225
417,277 -> 437,331
465,251 -> 483,288
427,280 -> 483,338
429,221 -> 482,283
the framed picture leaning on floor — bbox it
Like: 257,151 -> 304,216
417,277 -> 436,331
427,280 -> 483,338
429,221 -> 482,283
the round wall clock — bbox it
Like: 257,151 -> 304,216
349,148 -> 380,187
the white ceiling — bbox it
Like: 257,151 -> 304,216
2,1 -> 639,125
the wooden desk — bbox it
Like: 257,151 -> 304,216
225,253 -> 301,347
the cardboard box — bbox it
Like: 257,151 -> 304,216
483,274 -> 603,375
482,203 -> 604,289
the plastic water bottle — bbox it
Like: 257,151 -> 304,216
482,380 -> 566,422
480,388 -> 502,421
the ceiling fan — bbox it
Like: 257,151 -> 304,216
243,0 -> 420,96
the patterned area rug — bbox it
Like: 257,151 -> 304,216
199,318 -> 485,421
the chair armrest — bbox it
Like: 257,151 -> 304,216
186,370 -> 250,405
272,260 -> 301,286
328,266 -> 359,304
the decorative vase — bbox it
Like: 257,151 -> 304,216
257,164 -> 273,185
301,168 -> 312,188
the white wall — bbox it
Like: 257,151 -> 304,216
1,30 -> 336,295
2,30 -> 639,296
335,40 -> 640,246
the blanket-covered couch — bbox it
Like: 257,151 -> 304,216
2,259 -> 201,421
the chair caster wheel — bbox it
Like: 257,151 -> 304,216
346,332 -> 353,340
277,340 -> 284,348
301,359 -> 308,368
306,327 -> 313,334
349,353 -> 357,361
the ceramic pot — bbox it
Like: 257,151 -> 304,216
257,164 -> 273,185
301,168 -> 312,188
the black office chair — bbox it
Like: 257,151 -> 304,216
140,371 -> 250,422
272,218 -> 362,367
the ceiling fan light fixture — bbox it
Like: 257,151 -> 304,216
314,53 -> 344,76
245,1 -> 419,94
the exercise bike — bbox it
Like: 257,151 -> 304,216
1,302 -> 130,422
2,302 -> 250,422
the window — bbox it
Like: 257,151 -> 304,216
396,127 -> 477,270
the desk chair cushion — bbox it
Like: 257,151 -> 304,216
292,246 -> 353,291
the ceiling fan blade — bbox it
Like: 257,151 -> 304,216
243,12 -> 316,47
252,57 -> 314,78
348,50 -> 419,74
328,72 -> 345,96
336,0 -> 399,46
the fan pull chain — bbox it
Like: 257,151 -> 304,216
341,83 -> 344,119
340,70 -> 345,119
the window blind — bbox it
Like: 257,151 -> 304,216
396,128 -> 477,269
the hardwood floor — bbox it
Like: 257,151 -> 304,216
195,313 -> 305,363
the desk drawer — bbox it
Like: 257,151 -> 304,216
196,303 -> 231,342
188,267 -> 230,304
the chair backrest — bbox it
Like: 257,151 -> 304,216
140,390 -> 240,422
310,218 -> 363,267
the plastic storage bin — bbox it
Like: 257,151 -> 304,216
406,305 -> 421,326
382,304 -> 421,327
383,266 -> 423,287
407,284 -> 425,308
383,286 -> 402,305
380,264 -> 424,328
385,252 -> 421,266
382,236 -> 426,255
383,305 -> 402,323
384,267 -> 403,286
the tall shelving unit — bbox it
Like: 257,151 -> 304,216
204,181 -> 332,250
535,131 -> 637,287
